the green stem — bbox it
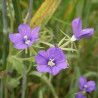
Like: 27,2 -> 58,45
1,0 -> 8,97
7,0 -> 14,56
30,71 -> 58,98
21,65 -> 27,98
28,0 -> 33,24
49,74 -> 52,82
21,49 -> 30,98
30,47 -> 37,55
60,40 -> 71,48
27,64 -> 32,73
21,0 -> 33,97
1,0 -> 8,69
58,37 -> 66,47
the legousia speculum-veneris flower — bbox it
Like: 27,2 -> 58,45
35,47 -> 67,75
71,17 -> 94,41
75,76 -> 96,98
79,76 -> 96,93
9,24 -> 40,49
8,17 -> 96,98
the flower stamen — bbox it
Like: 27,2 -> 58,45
48,59 -> 55,67
25,40 -> 30,45
24,35 -> 30,45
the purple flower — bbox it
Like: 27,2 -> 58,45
35,47 -> 67,75
75,92 -> 86,98
71,17 -> 94,41
79,77 -> 96,93
9,24 -> 40,49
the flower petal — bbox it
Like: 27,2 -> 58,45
35,50 -> 48,65
31,26 -> 40,40
72,17 -> 82,38
14,43 -> 27,49
52,66 -> 61,75
56,62 -> 67,69
47,47 -> 66,62
36,65 -> 52,73
86,81 -> 96,93
39,50 -> 48,59
79,28 -> 94,39
75,92 -> 86,98
18,24 -> 31,38
9,33 -> 23,44
79,77 -> 87,91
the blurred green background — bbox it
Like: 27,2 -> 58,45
0,0 -> 98,98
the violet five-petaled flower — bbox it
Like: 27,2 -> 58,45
79,76 -> 96,93
75,92 -> 86,98
9,24 -> 40,49
71,17 -> 94,41
35,47 -> 67,75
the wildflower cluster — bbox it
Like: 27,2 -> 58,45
9,17 -> 96,97
9,17 -> 94,75
75,77 -> 96,98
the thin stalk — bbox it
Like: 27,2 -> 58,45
7,0 -> 14,56
21,49 -> 29,98
27,63 -> 32,73
49,74 -> 52,82
58,37 -> 66,46
60,40 -> 71,48
21,65 -> 27,98
1,0 -> 8,69
30,47 -> 37,55
21,0 -> 33,98
1,0 -> 8,98
28,0 -> 33,25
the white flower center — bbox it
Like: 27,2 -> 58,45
24,35 -> 30,45
70,35 -> 77,41
84,85 -> 87,88
48,59 -> 55,67
24,35 -> 28,40
25,40 -> 30,45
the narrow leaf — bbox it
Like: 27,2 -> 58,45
30,0 -> 61,28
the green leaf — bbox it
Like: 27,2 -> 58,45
7,57 -> 24,75
9,78 -> 20,88
40,41 -> 54,47
12,0 -> 23,27
84,72 -> 98,77
30,0 -> 61,28
61,48 -> 78,52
